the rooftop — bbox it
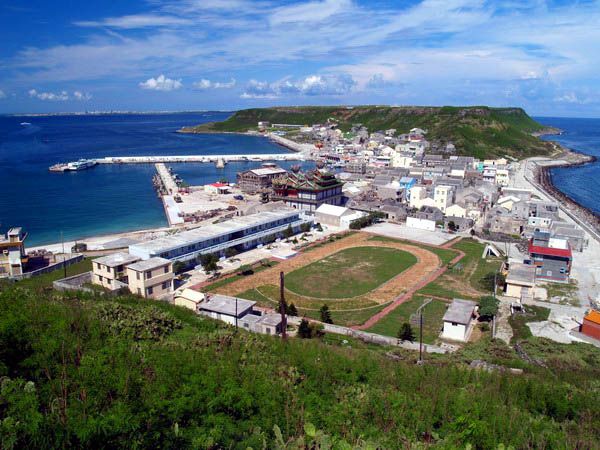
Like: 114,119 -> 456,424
584,309 -> 600,326
200,294 -> 256,316
127,257 -> 171,272
443,299 -> 477,325
506,263 -> 536,286
93,252 -> 140,268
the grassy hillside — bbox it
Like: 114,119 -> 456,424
182,106 -> 555,159
1,285 -> 598,448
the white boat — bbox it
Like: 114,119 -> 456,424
65,159 -> 98,171
20,122 -> 31,126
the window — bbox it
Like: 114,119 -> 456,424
136,272 -> 140,280
145,270 -> 152,279
164,265 -> 169,274
147,286 -> 153,295
137,288 -> 141,295
162,281 -> 170,290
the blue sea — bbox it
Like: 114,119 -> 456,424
0,112 -> 313,246
535,117 -> 600,216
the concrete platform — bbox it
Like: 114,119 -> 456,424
364,222 -> 454,246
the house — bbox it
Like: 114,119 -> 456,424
445,203 -> 467,218
483,207 -> 525,235
236,164 -> 287,193
198,294 -> 256,326
315,204 -> 365,228
416,206 -> 444,223
92,252 -> 140,292
126,257 -> 174,299
528,231 -> 572,283
271,170 -> 344,213
240,312 -> 283,335
441,299 -> 477,342
445,216 -> 473,232
552,223 -> 586,252
505,263 -> 536,300
399,177 -> 416,198
174,288 -> 205,311
580,310 -> 600,341
380,205 -> 409,222
433,185 -> 454,213
204,182 -> 231,195
0,227 -> 28,277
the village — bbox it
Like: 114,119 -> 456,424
2,118 -> 600,352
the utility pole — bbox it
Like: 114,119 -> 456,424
235,296 -> 238,330
61,231 -> 67,279
279,271 -> 287,340
415,298 -> 432,364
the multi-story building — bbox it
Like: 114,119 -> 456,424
126,257 -> 173,299
236,163 -> 287,194
0,227 -> 28,277
528,231 -> 572,283
433,185 -> 454,213
92,252 -> 140,292
128,209 -> 312,265
271,170 -> 344,213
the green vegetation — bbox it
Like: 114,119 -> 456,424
544,280 -> 580,306
509,305 -> 551,341
183,106 -> 555,159
2,286 -> 598,448
0,258 -> 92,290
366,296 -> 448,344
285,246 -> 417,298
367,235 -> 458,265
202,260 -> 279,291
478,295 -> 500,321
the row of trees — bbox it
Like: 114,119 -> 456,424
349,211 -> 386,230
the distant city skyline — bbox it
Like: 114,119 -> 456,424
2,0 -> 600,117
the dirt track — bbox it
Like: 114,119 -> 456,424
213,233 -> 441,307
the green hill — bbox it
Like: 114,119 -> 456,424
182,106 -> 556,159
1,285 -> 598,448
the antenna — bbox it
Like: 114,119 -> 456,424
279,271 -> 287,340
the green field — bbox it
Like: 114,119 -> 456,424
284,246 -> 417,298
0,258 -> 92,290
366,296 -> 448,344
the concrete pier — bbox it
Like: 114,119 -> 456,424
95,153 -> 307,165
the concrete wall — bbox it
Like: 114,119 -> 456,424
442,321 -> 468,341
406,216 -> 436,231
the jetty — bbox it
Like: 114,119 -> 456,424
94,153 -> 307,165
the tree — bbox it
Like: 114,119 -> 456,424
237,264 -> 254,276
397,323 -> 415,342
481,271 -> 505,292
173,261 -> 187,274
287,303 -> 298,316
319,305 -> 333,324
298,319 -> 312,338
283,224 -> 294,239
447,220 -> 458,232
199,253 -> 219,273
478,296 -> 499,321
300,222 -> 311,233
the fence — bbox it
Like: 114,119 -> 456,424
10,254 -> 84,281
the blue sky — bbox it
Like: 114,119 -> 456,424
1,0 -> 600,116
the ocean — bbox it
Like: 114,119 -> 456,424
535,117 -> 600,216
0,112 -> 313,246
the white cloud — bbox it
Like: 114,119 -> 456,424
269,0 -> 352,25
0,89 -> 6,99
75,14 -> 192,29
241,74 -> 355,98
139,74 -> 183,91
192,78 -> 236,89
73,90 -> 92,100
28,89 -> 70,101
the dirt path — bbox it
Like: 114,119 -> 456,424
354,247 -> 466,330
213,233 -> 441,307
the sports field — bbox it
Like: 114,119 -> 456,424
209,233 -> 442,326
285,246 -> 417,298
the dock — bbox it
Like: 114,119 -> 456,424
95,153 -> 307,165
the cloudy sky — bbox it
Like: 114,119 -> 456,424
1,0 -> 599,116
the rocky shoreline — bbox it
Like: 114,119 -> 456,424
534,149 -> 600,236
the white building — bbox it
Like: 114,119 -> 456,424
314,204 -> 365,229
433,185 -> 454,213
441,299 -> 477,342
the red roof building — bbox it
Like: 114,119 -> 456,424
581,310 -> 600,341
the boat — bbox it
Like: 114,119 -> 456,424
49,163 -> 68,172
66,159 -> 97,171
20,122 -> 31,126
